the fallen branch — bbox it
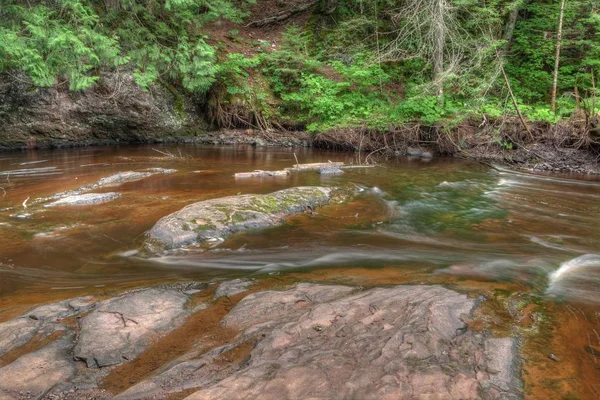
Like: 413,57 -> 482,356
287,162 -> 344,172
247,1 -> 318,27
235,170 -> 289,178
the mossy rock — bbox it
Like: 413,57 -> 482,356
143,186 -> 356,254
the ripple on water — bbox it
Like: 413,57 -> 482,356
546,254 -> 600,304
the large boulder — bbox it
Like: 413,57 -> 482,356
144,186 -> 355,253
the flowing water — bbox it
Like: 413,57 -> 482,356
0,144 -> 599,396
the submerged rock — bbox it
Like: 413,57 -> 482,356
33,169 -> 176,208
144,186 -> 355,253
74,288 -> 189,368
44,192 -> 121,207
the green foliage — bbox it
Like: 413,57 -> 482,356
0,1 -> 123,89
0,0 -> 252,91
0,0 -> 599,132
507,0 -> 600,115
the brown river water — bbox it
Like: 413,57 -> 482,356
0,144 -> 599,398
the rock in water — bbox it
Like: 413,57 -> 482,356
183,284 -> 521,400
144,186 -> 353,253
407,147 -> 423,156
318,165 -> 344,176
0,296 -> 95,358
44,192 -> 121,207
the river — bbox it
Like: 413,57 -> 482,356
0,144 -> 599,398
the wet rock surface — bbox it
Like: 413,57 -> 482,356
0,288 -> 196,399
144,186 -> 353,253
185,284 -> 520,400
0,282 -> 522,400
0,297 -> 95,358
74,289 -> 189,368
0,334 -> 76,400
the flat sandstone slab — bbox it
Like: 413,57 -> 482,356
74,288 -> 189,368
183,284 -> 520,400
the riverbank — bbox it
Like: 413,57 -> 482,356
1,127 -> 599,176
2,71 -> 598,175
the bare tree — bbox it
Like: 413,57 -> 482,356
551,0 -> 567,114
379,0 -> 459,100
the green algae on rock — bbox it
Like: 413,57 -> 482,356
144,186 -> 357,253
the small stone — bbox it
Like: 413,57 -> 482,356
407,147 -> 423,156
318,166 -> 344,176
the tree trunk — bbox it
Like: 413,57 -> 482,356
433,0 -> 446,100
503,0 -> 530,45
104,0 -> 120,11
551,0 -> 566,114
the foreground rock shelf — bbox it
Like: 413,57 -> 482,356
0,282 -> 522,400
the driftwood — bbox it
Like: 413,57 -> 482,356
235,170 -> 290,179
339,165 -> 377,169
285,162 -> 344,172
235,162 -> 375,178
